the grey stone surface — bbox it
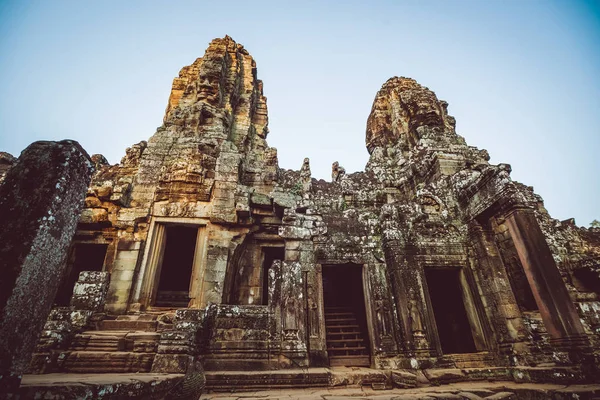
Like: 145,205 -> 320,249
0,140 -> 92,393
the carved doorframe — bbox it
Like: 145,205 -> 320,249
130,217 -> 208,310
361,263 -> 377,367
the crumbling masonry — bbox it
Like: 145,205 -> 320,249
5,36 -> 600,389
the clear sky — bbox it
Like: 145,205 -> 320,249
1,0 -> 598,226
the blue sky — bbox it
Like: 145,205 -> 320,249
0,0 -> 598,225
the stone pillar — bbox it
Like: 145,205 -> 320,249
503,206 -> 585,339
269,260 -> 308,368
468,221 -> 529,363
0,140 -> 92,393
383,238 -> 435,358
367,261 -> 400,361
382,239 -> 410,353
306,264 -> 327,366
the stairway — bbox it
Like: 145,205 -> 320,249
325,307 -> 370,367
62,314 -> 163,373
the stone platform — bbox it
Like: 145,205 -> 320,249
18,373 -> 184,399
16,368 -> 600,399
204,366 -> 589,392
201,382 -> 600,400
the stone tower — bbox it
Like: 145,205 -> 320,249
9,37 -> 599,388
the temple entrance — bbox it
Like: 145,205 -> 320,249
425,268 -> 477,354
55,243 -> 107,306
154,225 -> 198,307
322,264 -> 370,367
261,247 -> 285,305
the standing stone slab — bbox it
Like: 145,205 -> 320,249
0,140 -> 92,394
70,271 -> 111,312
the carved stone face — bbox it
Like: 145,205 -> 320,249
366,77 -> 448,154
197,71 -> 220,105
400,89 -> 445,132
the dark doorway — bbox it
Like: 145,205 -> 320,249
322,264 -> 370,367
502,252 -> 538,311
155,225 -> 197,307
425,268 -> 476,354
55,243 -> 107,306
261,247 -> 284,305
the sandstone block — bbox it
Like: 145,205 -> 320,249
70,271 -> 110,311
391,369 -> 418,388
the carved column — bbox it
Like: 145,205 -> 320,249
503,206 -> 585,340
383,238 -> 436,358
269,260 -> 308,368
307,264 -> 327,366
468,220 -> 529,362
367,262 -> 399,359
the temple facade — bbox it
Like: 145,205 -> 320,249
10,36 -> 600,386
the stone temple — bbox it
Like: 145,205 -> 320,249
2,36 -> 600,396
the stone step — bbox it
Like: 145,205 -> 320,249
62,351 -> 156,373
441,352 -> 493,369
327,331 -> 361,337
329,355 -> 371,367
203,358 -> 282,371
327,346 -> 368,352
115,314 -> 157,321
70,336 -> 124,352
455,361 -> 491,369
326,324 -> 360,330
324,307 -> 370,367
99,319 -> 158,331
327,338 -> 365,344
204,368 -> 329,391
325,318 -> 357,328
70,331 -> 160,352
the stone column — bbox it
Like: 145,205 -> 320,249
383,238 -> 435,358
367,261 -> 400,361
468,220 -> 529,362
503,206 -> 585,339
0,141 -> 92,393
306,263 -> 327,366
269,260 -> 308,368
382,239 -> 411,352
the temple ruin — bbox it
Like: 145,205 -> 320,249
2,36 -> 600,394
